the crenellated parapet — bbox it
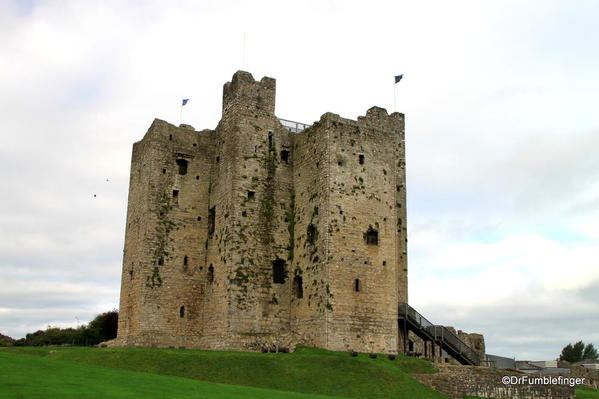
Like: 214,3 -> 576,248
222,70 -> 276,116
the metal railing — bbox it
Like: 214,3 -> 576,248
279,118 -> 311,133
398,303 -> 481,366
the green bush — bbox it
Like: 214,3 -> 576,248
14,309 -> 118,347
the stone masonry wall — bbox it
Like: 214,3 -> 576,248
321,108 -> 405,354
413,364 -> 574,399
116,119 -> 214,348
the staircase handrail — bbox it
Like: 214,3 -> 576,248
398,303 -> 481,365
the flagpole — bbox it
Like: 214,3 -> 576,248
393,83 -> 397,113
242,32 -> 246,69
180,104 -> 183,125
393,74 -> 403,113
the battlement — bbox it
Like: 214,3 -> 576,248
222,70 -> 276,116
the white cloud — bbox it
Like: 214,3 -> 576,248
0,0 -> 598,360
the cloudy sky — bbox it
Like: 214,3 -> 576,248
1,0 -> 597,360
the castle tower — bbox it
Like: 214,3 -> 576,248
202,71 -> 295,348
116,119 -> 214,347
291,108 -> 406,353
113,71 -> 407,354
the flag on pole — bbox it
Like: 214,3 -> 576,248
394,74 -> 404,84
182,98 -> 190,106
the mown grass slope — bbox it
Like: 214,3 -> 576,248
0,351 -> 349,399
0,346 -> 447,399
577,386 -> 599,399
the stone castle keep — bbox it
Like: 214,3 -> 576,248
111,71 -> 481,358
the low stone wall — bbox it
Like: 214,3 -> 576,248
566,366 -> 599,389
412,364 -> 574,399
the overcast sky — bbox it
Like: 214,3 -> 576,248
1,0 -> 598,360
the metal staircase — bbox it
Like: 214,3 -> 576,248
398,303 -> 481,366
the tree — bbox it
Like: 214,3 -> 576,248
583,343 -> 599,360
86,309 -> 119,344
14,309 -> 119,347
560,341 -> 597,362
560,343 -> 574,362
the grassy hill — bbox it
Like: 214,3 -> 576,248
0,346 -> 446,399
578,387 -> 599,399
2,346 -> 597,398
0,351 -> 348,399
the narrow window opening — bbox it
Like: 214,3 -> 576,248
272,259 -> 286,284
293,276 -> 303,299
208,206 -> 216,235
179,306 -> 185,318
307,224 -> 318,245
208,265 -> 214,283
162,168 -> 166,174
408,340 -> 414,352
193,143 -> 197,147
176,159 -> 188,175
197,216 -> 201,221
169,134 -> 173,141
247,191 -> 255,200
382,260 -> 387,266
365,227 -> 379,245
280,150 -> 289,163
241,211 -> 247,217
183,256 -> 188,266
196,175 -> 200,180
354,279 -> 361,292
129,269 -> 134,280
359,154 -> 365,165
216,156 -> 220,163
268,132 -> 274,152
172,190 -> 179,198
158,257 -> 164,266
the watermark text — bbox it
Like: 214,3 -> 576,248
502,375 -> 585,387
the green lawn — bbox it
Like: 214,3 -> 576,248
578,386 -> 599,399
0,351 -> 349,399
0,346 -> 447,399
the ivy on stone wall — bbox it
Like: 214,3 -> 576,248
258,142 -> 277,245
286,191 -> 295,261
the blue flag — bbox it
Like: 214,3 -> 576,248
394,74 -> 403,84
182,98 -> 190,106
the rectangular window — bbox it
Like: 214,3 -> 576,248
208,206 -> 216,235
272,260 -> 286,284
176,159 -> 188,175
293,276 -> 303,299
